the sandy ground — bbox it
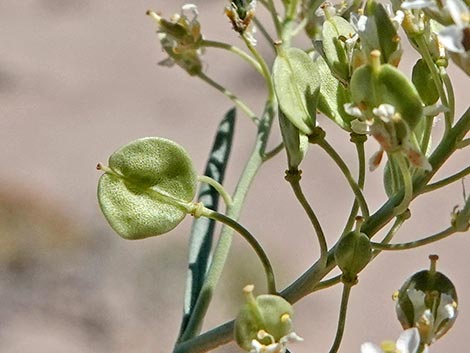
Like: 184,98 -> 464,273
1,1 -> 470,352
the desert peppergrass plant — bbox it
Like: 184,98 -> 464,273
96,0 -> 470,352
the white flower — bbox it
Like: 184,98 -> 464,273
439,0 -> 470,52
360,328 -> 429,353
147,4 -> 204,75
250,330 -> 304,353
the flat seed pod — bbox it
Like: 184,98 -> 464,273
273,47 -> 318,135
97,137 -> 197,240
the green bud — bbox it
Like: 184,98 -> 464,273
279,111 -> 309,169
395,255 -> 458,346
97,137 -> 197,240
412,59 -> 439,106
234,285 -> 303,353
334,217 -> 372,283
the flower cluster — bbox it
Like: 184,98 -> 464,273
147,4 -> 204,75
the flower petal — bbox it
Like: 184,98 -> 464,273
396,328 -> 421,353
361,342 -> 383,353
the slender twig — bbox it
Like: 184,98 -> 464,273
415,35 -> 452,134
392,153 -> 413,216
201,39 -> 263,75
197,175 -> 233,207
286,169 -> 328,267
343,136 -> 366,233
202,208 -> 276,294
423,166 -> 470,193
316,137 -> 370,219
370,226 -> 457,251
196,72 -> 258,123
440,67 -> 455,124
312,275 -> 341,292
262,142 -> 284,161
253,17 -> 276,50
328,283 -> 352,353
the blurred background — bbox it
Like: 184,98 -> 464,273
1,1 -> 469,352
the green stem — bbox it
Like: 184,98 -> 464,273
317,137 -> 370,219
201,40 -> 263,75
440,67 -> 455,123
419,116 -> 434,155
458,138 -> 470,149
253,17 -> 276,51
415,35 -> 452,133
286,0 -> 299,20
286,169 -> 328,267
202,208 -> 276,294
373,214 -> 408,253
393,153 -> 413,216
263,142 -> 284,161
328,283 -> 352,353
177,103 -> 276,343
422,166 -> 470,193
265,0 -> 282,37
312,275 -> 341,292
197,175 -> 233,207
242,34 -> 276,102
196,72 -> 258,123
370,226 -> 457,251
343,136 -> 366,233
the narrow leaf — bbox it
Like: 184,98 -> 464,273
178,108 -> 236,338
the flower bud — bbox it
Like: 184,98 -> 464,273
395,255 -> 458,345
234,285 -> 303,353
334,217 -> 372,283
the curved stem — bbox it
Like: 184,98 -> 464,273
264,0 -> 282,37
312,275 -> 341,292
197,175 -> 233,207
286,169 -> 328,267
317,138 -> 370,219
419,116 -> 434,155
393,153 -> 413,216
196,72 -> 258,123
242,34 -> 276,102
370,226 -> 457,251
328,283 -> 352,353
373,214 -> 408,253
202,208 -> 276,294
440,67 -> 455,124
200,39 -> 263,75
415,35 -> 452,134
458,138 -> 470,149
253,17 -> 276,51
422,166 -> 470,193
343,138 -> 366,233
263,141 -> 284,161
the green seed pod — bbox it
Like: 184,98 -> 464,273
395,255 -> 458,345
350,51 -> 423,131
334,218 -> 372,283
412,59 -> 439,106
234,285 -> 303,353
97,137 -> 197,240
